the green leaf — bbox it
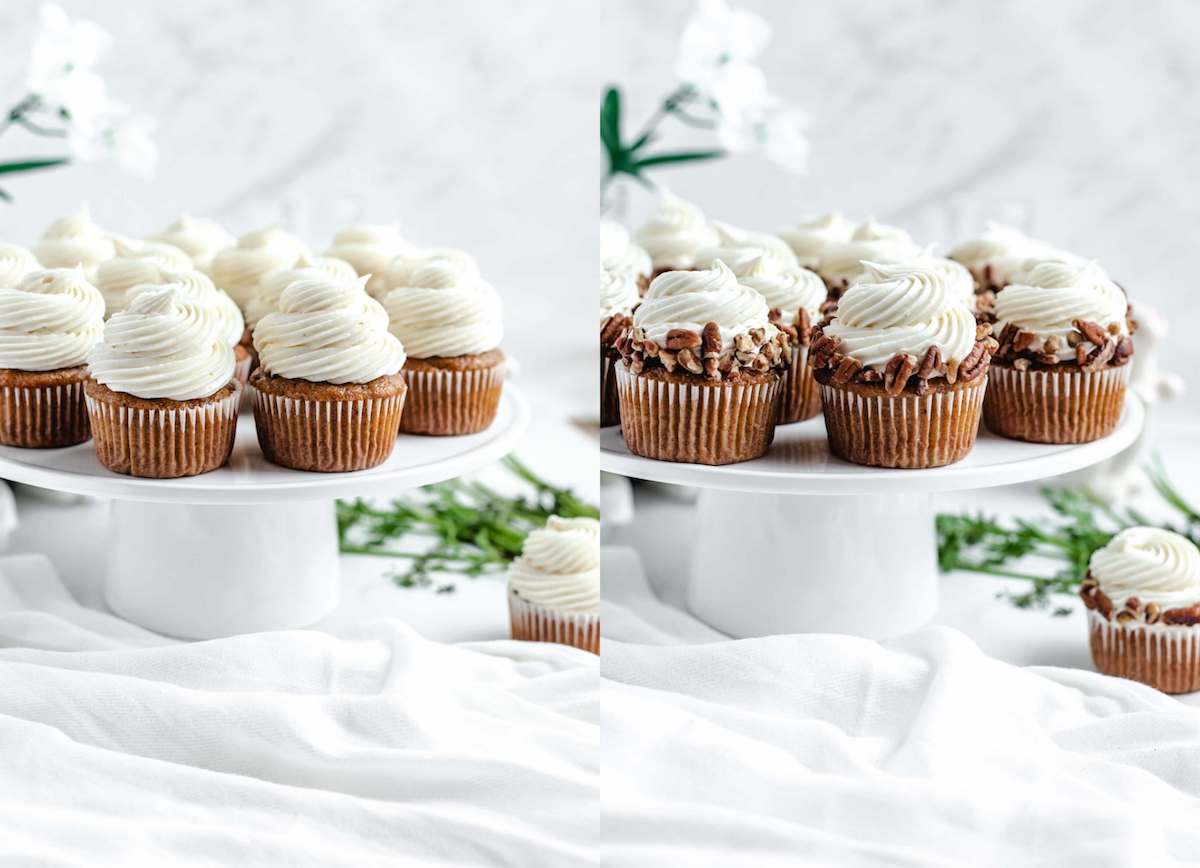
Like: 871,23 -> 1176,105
600,87 -> 622,159
0,187 -> 10,202
632,149 -> 726,170
0,157 -> 70,176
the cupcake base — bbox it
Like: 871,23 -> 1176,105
400,349 -> 505,436
983,362 -> 1128,444
1087,610 -> 1200,694
778,345 -> 821,424
0,365 -> 90,448
818,371 -> 987,469
251,370 -> 408,472
84,379 -> 240,478
508,590 -> 599,654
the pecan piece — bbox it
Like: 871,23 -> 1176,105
1073,319 -> 1109,347
676,347 -> 703,375
1145,602 -> 1161,625
1081,339 -> 1116,372
701,322 -> 722,359
831,355 -> 862,385
664,328 -> 701,351
1113,336 -> 1134,366
883,353 -> 918,396
1011,330 -> 1037,353
918,346 -> 942,380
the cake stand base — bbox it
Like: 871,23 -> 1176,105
105,499 -> 340,639
687,489 -> 937,640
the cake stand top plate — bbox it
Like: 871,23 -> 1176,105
600,395 -> 1143,495
0,387 -> 529,504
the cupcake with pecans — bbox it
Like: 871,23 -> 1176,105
383,253 -> 505,435
948,223 -> 1081,298
146,215 -> 236,274
615,260 -> 790,465
1080,527 -> 1200,694
984,260 -> 1132,444
252,275 -> 407,471
508,515 -> 600,655
777,212 -> 856,270
323,223 -> 415,299
818,218 -> 922,297
0,267 -> 104,447
634,191 -> 719,278
812,259 -> 994,468
31,206 -> 115,279
600,264 -> 639,427
86,285 -> 239,477
601,219 -> 652,294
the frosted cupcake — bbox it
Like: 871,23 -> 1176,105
86,286 -> 239,477
383,255 -> 504,435
252,275 -> 407,471
615,260 -> 790,465
777,212 -> 856,269
600,219 -> 652,293
696,221 -> 799,274
323,223 -> 415,299
634,191 -> 719,277
210,227 -> 310,313
0,243 -> 40,288
600,265 -> 639,427
0,268 -> 104,447
812,259 -> 993,468
31,206 -> 115,279
94,239 -> 194,314
948,223 -> 1080,295
146,214 -> 236,274
508,516 -> 600,655
985,260 -> 1132,443
244,254 -> 358,331
1081,527 -> 1200,694
818,218 -> 921,296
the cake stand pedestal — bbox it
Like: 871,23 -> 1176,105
600,396 -> 1143,640
0,388 -> 529,639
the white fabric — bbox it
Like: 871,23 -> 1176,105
602,545 -> 1200,868
0,554 -> 598,867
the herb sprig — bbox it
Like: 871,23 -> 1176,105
337,455 -> 598,592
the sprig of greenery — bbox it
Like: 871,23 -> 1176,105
937,460 -> 1200,615
337,455 -> 598,592
601,85 -> 725,191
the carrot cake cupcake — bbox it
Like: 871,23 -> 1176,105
819,218 -> 922,297
634,191 -> 719,278
146,214 -> 236,274
697,221 -> 799,273
615,260 -> 790,465
600,264 -> 639,427
1081,527 -> 1200,694
383,255 -> 504,435
244,254 -> 358,332
777,212 -> 856,269
323,223 -> 415,299
94,239 -> 194,314
252,275 -> 407,471
600,219 -> 652,293
0,243 -> 40,288
508,515 -> 600,654
210,226 -> 310,313
0,267 -> 104,447
812,259 -> 994,468
948,223 -> 1081,295
85,285 -> 239,477
31,206 -> 116,279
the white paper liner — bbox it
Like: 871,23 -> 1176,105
984,364 -> 1129,443
402,362 -> 505,435
0,379 -> 89,447
253,388 -> 405,471
508,590 -> 599,654
1087,608 -> 1200,694
779,344 -> 819,424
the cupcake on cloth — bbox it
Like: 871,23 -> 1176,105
508,515 -> 600,654
0,243 -> 40,288
31,205 -> 115,279
948,222 -> 1082,296
984,259 -> 1133,444
323,223 -> 415,299
811,259 -> 994,468
1080,527 -> 1200,694
85,285 -> 239,477
600,219 -> 652,294
146,214 -> 236,274
0,267 -> 104,447
600,265 -> 640,427
252,275 -> 407,472
614,260 -> 790,465
777,211 -> 856,270
818,218 -> 921,296
634,191 -> 719,278
94,238 -> 195,314
383,254 -> 505,436
210,226 -> 311,313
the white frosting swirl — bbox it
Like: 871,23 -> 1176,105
384,249 -> 481,297
1090,527 -> 1200,609
210,227 -> 311,309
0,243 -> 40,288
948,223 -> 1082,288
730,254 -> 825,322
146,215 -> 236,272
87,285 -> 235,400
124,270 -> 245,348
850,249 -> 976,310
254,275 -> 405,384
600,267 -> 640,326
31,206 -> 116,277
823,260 -> 977,369
777,212 -> 856,266
95,239 -> 196,314
693,221 -> 799,274
383,257 -> 502,358
634,260 -> 774,352
820,218 -> 922,287
245,255 -> 358,327
993,260 -> 1128,360
0,268 -> 104,371
634,191 -> 720,271
507,516 -> 600,613
600,219 -> 652,281
323,223 -> 416,297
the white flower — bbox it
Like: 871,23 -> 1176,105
27,4 -> 111,112
675,0 -> 771,92
761,108 -> 811,174
68,107 -> 158,178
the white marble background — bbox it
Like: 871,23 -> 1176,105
604,0 -> 1200,378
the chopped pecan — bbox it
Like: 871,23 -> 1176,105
1096,589 -> 1114,619
958,342 -> 989,382
1081,340 -> 1116,372
945,358 -> 960,385
1145,602 -> 1161,625
1012,358 -> 1031,372
1066,331 -> 1081,348
701,322 -> 722,359
642,339 -> 660,358
831,355 -> 862,385
883,353 -> 918,396
748,327 -> 766,345
600,314 -> 629,346
1161,604 -> 1200,626
1043,336 -> 1060,355
1011,330 -> 1037,353
1074,319 -> 1109,347
658,349 -> 677,373
664,328 -> 701,351
1115,609 -> 1138,625
676,347 -> 703,375
918,345 -> 942,380
1113,336 -> 1134,366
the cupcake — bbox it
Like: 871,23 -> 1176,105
85,286 -> 239,477
698,221 -> 800,273
731,253 -> 825,423
812,259 -> 993,468
383,255 -> 505,436
252,275 -> 407,471
948,223 -> 1081,295
94,239 -> 195,314
818,218 -> 921,297
600,219 -> 652,293
600,265 -> 639,427
244,254 -> 358,332
210,227 -> 311,313
508,516 -> 600,654
614,260 -> 790,465
0,243 -> 40,288
31,206 -> 115,279
1081,527 -> 1200,694
634,191 -> 719,278
777,211 -> 856,269
0,268 -> 104,447
323,223 -> 415,299
984,260 -> 1132,444
146,214 -> 236,274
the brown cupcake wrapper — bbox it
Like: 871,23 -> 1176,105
85,386 -> 240,478
600,351 -> 620,428
778,345 -> 821,424
615,364 -> 780,465
400,362 -> 505,436
1087,609 -> 1200,694
508,591 -> 599,655
234,353 -> 253,388
253,385 -> 406,472
983,364 -> 1128,444
0,378 -> 90,448
819,376 -> 987,468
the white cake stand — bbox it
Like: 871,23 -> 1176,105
0,388 -> 529,639
600,396 -> 1144,640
